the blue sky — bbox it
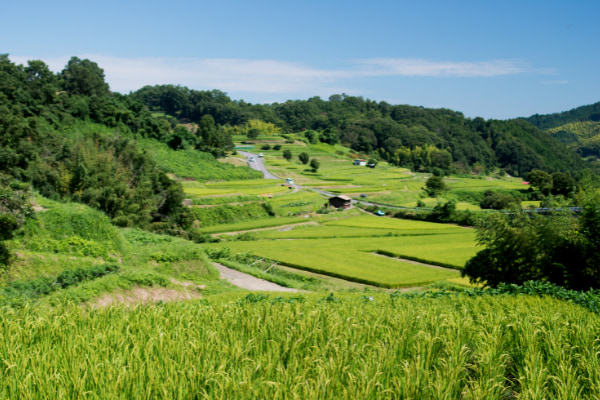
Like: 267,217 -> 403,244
2,0 -> 598,119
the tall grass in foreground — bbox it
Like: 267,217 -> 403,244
2,294 -> 600,399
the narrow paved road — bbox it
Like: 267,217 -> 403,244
238,151 -> 280,180
213,263 -> 300,292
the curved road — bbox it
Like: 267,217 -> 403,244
239,150 -> 375,207
238,151 -> 279,180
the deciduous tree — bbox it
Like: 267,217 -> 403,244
0,176 -> 33,267
463,198 -> 600,290
283,149 -> 292,161
61,57 -> 109,97
310,158 -> 320,172
424,175 -> 446,197
298,152 -> 310,165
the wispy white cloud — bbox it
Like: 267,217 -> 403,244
353,58 -> 526,77
9,54 -> 530,96
75,55 -> 342,95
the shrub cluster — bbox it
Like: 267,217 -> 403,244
0,264 -> 119,306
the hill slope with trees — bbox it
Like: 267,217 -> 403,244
522,101 -> 600,130
0,55 -> 256,244
132,85 -> 587,177
522,101 -> 600,159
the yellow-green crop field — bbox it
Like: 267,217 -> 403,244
206,226 -> 476,287
183,179 -> 291,197
185,185 -> 290,196
255,225 -> 455,239
197,216 -> 312,234
324,214 -> 463,231
3,294 -> 600,399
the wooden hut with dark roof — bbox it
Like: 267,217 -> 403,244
328,195 -> 352,209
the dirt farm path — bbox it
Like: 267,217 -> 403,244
213,262 -> 301,292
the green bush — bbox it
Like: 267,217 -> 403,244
0,264 -> 120,306
122,228 -> 174,244
150,251 -> 179,263
26,204 -> 125,251
27,236 -> 111,258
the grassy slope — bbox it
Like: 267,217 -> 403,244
0,133 -> 540,299
139,139 -> 262,181
1,197 -> 225,307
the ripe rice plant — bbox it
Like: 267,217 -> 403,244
2,294 -> 600,399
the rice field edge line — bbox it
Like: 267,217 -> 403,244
253,258 -> 450,289
371,250 -> 464,271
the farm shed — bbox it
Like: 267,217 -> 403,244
329,195 -> 352,209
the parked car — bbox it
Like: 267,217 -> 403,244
258,153 -> 264,157
285,178 -> 294,185
249,156 -> 255,162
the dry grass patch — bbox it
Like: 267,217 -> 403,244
91,281 -> 204,307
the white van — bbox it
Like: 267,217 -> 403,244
285,178 -> 294,185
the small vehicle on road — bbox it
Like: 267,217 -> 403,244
285,178 -> 294,185
249,156 -> 255,162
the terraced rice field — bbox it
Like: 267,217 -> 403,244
205,214 -> 476,288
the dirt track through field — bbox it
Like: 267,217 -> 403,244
213,263 -> 300,292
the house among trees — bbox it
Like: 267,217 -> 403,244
353,159 -> 367,166
328,195 -> 353,209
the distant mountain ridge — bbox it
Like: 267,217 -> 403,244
522,101 -> 600,130
521,101 -> 600,158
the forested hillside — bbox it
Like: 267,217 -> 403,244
0,55 -> 250,238
523,101 -> 600,130
522,102 -> 600,159
131,85 -> 586,177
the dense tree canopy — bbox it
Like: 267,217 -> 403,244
464,198 -> 600,290
0,55 -> 198,235
0,176 -> 33,266
523,101 -> 600,130
61,57 -> 110,97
